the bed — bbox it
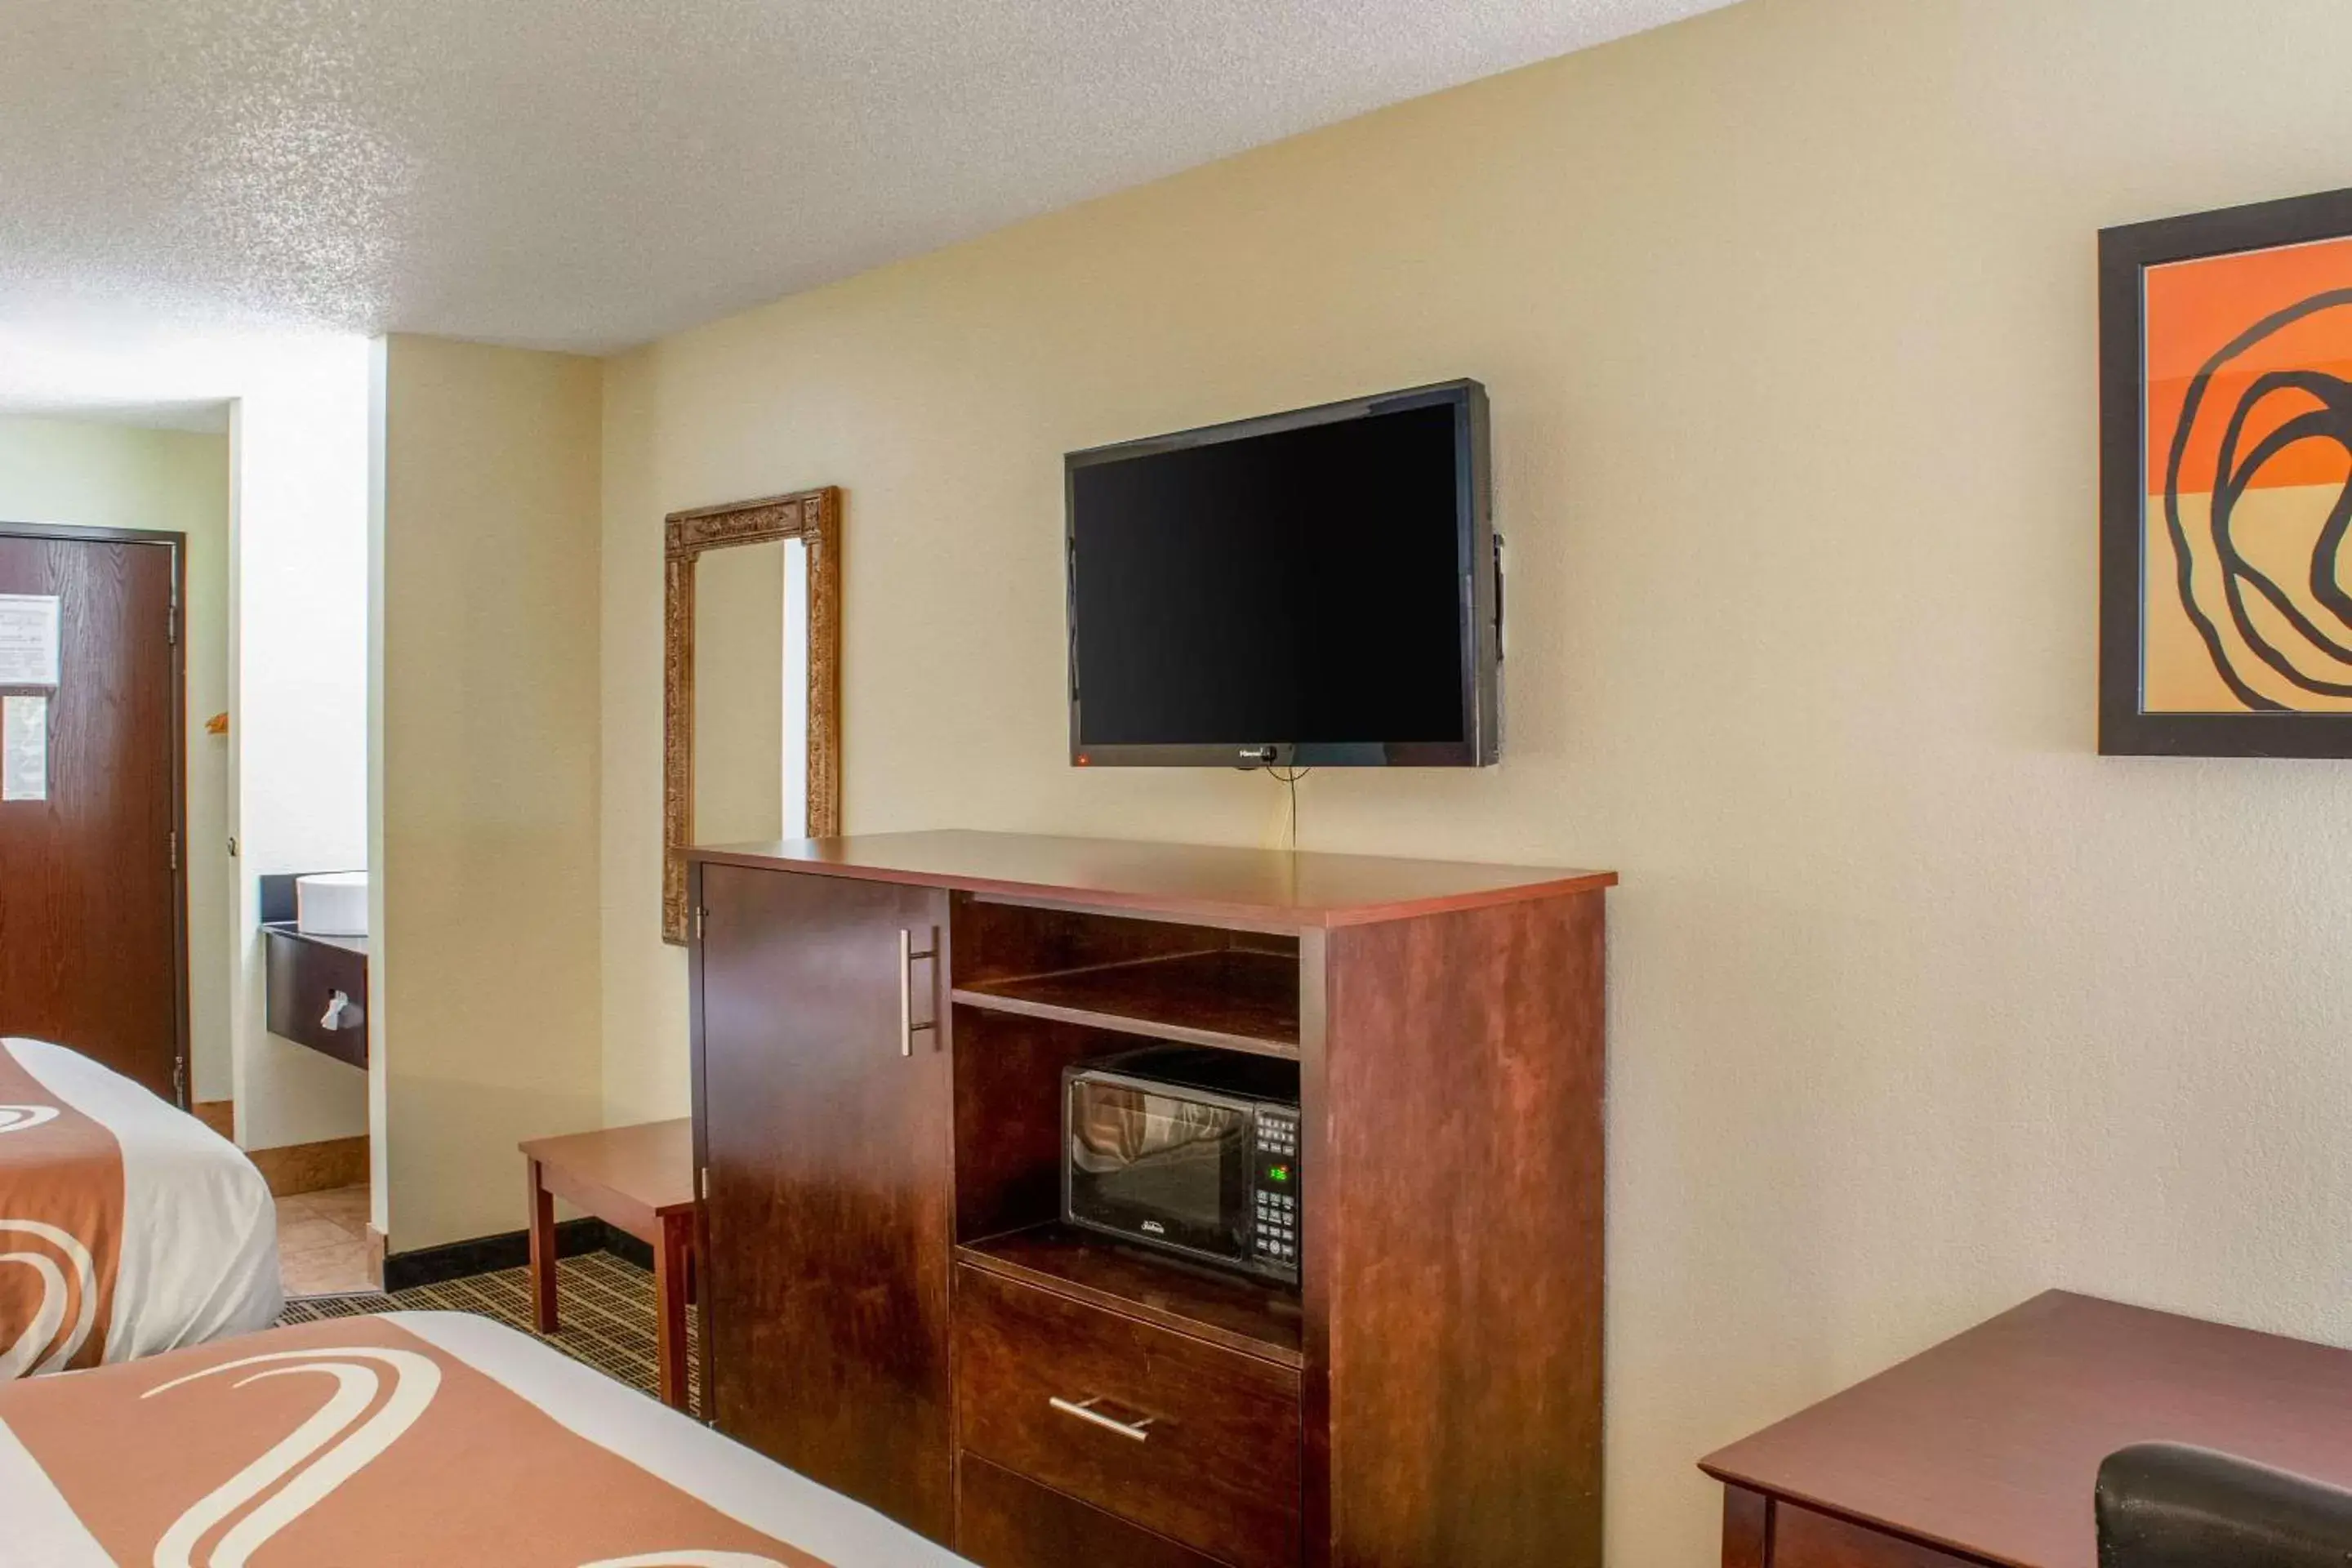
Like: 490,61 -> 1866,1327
0,1036 -> 281,1379
0,1310 -> 977,1566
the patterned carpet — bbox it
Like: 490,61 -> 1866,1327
279,1251 -> 700,1410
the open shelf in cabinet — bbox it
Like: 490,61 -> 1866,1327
957,1223 -> 1304,1369
952,947 -> 1298,1058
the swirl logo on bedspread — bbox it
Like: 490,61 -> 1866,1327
143,1346 -> 791,1568
0,1104 -> 61,1135
145,1348 -> 443,1568
0,1218 -> 98,1379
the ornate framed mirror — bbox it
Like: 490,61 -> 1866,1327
662,487 -> 840,944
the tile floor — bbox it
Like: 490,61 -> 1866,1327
276,1184 -> 379,1298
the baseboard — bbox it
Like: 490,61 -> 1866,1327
192,1100 -> 235,1140
602,1227 -> 654,1272
385,1217 -> 623,1292
247,1134 -> 369,1197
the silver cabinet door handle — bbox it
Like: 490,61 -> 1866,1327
898,929 -> 912,1056
898,926 -> 937,1057
321,991 -> 362,1031
1049,1395 -> 1154,1441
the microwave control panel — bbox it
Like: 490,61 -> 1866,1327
1252,1108 -> 1302,1281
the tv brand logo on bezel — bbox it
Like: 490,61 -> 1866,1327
1140,1219 -> 1166,1235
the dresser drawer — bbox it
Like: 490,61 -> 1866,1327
1773,1503 -> 1980,1568
953,1263 -> 1300,1568
957,1454 -> 1227,1568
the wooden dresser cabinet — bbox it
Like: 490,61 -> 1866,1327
688,831 -> 1614,1568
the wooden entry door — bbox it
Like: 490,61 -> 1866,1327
0,526 -> 186,1102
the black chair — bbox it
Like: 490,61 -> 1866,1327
2097,1442 -> 2352,1566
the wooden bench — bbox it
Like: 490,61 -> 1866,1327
519,1118 -> 697,1412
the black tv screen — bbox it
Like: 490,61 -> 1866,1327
1066,381 -> 1497,768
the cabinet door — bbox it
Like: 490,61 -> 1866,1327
693,862 -> 952,1542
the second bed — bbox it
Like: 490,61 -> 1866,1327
0,1036 -> 281,1379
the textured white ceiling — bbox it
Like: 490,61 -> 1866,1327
0,0 -> 1735,354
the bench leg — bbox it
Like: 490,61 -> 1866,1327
656,1212 -> 692,1413
527,1157 -> 559,1334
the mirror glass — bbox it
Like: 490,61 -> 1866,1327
692,537 -> 808,844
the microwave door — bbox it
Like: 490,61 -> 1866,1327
1068,1082 -> 1250,1259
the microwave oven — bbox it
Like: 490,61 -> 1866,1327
1062,1045 -> 1300,1285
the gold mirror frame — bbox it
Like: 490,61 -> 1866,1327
663,486 -> 841,944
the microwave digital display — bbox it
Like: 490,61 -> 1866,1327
1063,1045 -> 1301,1285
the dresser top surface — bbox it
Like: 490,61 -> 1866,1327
1699,1290 -> 2352,1568
688,830 -> 1614,928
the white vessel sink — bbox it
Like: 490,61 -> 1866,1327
296,871 -> 370,938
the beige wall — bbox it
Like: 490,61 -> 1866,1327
0,415 -> 234,1102
379,336 -> 604,1251
229,345 -> 376,1154
597,0 -> 2352,1559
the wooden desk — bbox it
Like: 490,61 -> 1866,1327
1700,1290 -> 2352,1567
519,1118 -> 697,1411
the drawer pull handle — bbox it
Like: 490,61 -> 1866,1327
321,991 -> 363,1032
1049,1395 -> 1154,1442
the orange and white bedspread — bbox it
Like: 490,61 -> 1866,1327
0,1038 -> 280,1379
0,1311 -> 975,1566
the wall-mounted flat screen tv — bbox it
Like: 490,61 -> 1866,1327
1066,379 -> 1498,768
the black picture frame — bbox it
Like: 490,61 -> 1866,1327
2100,185 -> 2352,757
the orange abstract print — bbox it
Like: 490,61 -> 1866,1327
2142,234 -> 2352,712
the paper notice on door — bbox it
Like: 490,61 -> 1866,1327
2,694 -> 47,802
0,595 -> 61,687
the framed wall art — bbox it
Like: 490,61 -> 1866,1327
2100,186 -> 2352,756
